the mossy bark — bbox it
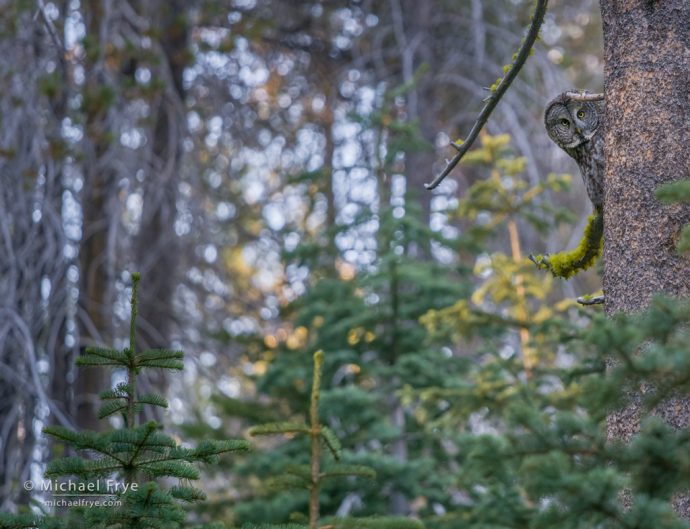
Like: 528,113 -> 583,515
600,0 -> 690,517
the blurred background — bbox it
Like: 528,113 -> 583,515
0,0 -> 603,523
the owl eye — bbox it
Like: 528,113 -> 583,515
560,118 -> 570,127
577,110 -> 585,119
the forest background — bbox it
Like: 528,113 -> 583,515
2,1 -> 689,528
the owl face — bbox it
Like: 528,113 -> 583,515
544,98 -> 601,150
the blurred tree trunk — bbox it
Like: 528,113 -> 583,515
320,88 -> 338,266
387,1 -> 441,513
601,0 -> 690,516
131,1 -> 189,419
309,53 -> 339,271
75,2 -> 117,432
134,0 -> 188,361
394,0 -> 436,254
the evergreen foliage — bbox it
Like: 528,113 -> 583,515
184,132 -> 577,524
414,140 -> 690,527
420,295 -> 690,529
191,83 -> 471,524
5,130 -> 690,529
3,274 -> 250,529
248,350 -> 386,529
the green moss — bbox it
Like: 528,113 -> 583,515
531,207 -> 603,279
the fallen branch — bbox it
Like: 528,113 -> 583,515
426,0 -> 549,190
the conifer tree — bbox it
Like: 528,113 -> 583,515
247,350 -> 419,529
185,82 -> 472,523
0,273 -> 250,529
416,139 -> 690,528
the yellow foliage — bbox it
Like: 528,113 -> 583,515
347,327 -> 364,346
346,363 -> 361,374
286,326 -> 309,349
336,259 -> 356,281
253,360 -> 267,376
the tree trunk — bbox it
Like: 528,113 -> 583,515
75,2 -> 117,432
397,0 -> 436,243
134,1 -> 188,418
135,1 -> 187,348
601,0 -> 690,516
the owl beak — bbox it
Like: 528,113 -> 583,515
575,127 -> 582,135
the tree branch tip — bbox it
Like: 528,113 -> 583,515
425,176 -> 445,190
577,295 -> 605,306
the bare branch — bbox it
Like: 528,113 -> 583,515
564,91 -> 604,102
426,0 -> 548,190
35,0 -> 67,66
0,309 -> 75,428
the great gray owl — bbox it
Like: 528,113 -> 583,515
544,92 -> 605,209
529,92 -> 606,280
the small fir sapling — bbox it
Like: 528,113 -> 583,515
8,273 -> 251,529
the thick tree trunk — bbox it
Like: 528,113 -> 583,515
601,0 -> 690,311
76,167 -> 114,432
75,2 -> 117,432
601,0 -> 690,516
134,1 -> 188,417
135,0 -> 187,352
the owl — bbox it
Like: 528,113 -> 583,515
544,92 -> 605,209
529,92 -> 606,280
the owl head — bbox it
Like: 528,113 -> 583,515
544,93 -> 602,149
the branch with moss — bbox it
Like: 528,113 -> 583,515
426,0 -> 549,190
577,294 -> 605,306
529,207 -> 603,279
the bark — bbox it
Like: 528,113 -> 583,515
75,2 -> 117,432
601,0 -> 690,517
135,1 -> 187,349
321,89 -> 338,264
601,0 -> 690,311
395,0 -> 436,237
133,1 -> 189,417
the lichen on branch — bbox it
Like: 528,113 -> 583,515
530,207 -> 603,279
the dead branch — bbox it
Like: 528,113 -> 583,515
564,91 -> 604,102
